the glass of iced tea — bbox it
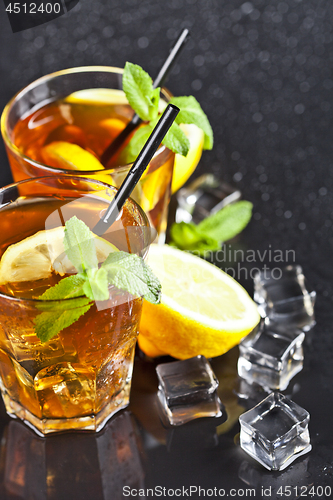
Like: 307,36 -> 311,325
1,67 -> 175,242
0,175 -> 151,435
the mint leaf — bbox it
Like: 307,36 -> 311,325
122,62 -> 160,121
124,119 -> 190,162
123,123 -> 154,163
35,274 -> 92,340
169,222 -> 220,252
64,216 -> 98,273
35,303 -> 92,343
101,251 -> 161,304
35,216 -> 162,342
170,201 -> 253,253
83,267 -> 109,301
38,274 -> 86,301
198,201 -> 253,241
170,96 -> 214,150
161,121 -> 190,157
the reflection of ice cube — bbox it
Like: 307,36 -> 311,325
238,456 -> 310,491
253,266 -> 316,331
235,377 -> 271,410
176,174 -> 242,224
156,356 -> 224,425
238,321 -> 304,391
239,393 -> 311,471
166,418 -> 221,452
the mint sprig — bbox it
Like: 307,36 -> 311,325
122,62 -> 160,122
170,201 -> 253,254
121,62 -> 213,163
35,216 -> 161,342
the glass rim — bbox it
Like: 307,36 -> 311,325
0,174 -> 150,305
0,65 -> 173,175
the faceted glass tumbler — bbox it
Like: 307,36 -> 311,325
0,177 -> 150,435
156,355 -> 223,426
238,322 -> 305,390
253,266 -> 316,331
176,174 -> 241,224
239,393 -> 311,471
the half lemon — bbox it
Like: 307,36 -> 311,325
138,244 -> 260,359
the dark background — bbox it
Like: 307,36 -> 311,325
0,1 -> 332,499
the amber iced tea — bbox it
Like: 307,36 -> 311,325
0,177 -> 149,434
2,68 -> 175,240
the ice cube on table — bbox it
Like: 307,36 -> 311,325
239,393 -> 311,471
253,265 -> 316,331
176,174 -> 241,224
238,321 -> 304,391
156,356 -> 224,426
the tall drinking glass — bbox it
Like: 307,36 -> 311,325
1,67 -> 175,242
0,176 -> 150,435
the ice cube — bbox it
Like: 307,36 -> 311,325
253,265 -> 316,331
34,362 -> 95,418
156,356 -> 224,425
176,174 -> 241,224
239,393 -> 311,471
238,321 -> 304,391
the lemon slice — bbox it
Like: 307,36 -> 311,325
138,244 -> 260,359
65,88 -> 129,105
41,141 -> 113,185
0,227 -> 117,285
65,88 -> 168,113
41,141 -> 105,172
171,124 -> 204,193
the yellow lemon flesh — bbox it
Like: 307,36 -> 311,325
64,88 -> 129,105
138,244 -> 260,359
41,141 -> 104,172
171,123 -> 204,193
0,227 -> 117,285
41,141 -> 113,185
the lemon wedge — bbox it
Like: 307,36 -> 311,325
171,123 -> 204,193
138,244 -> 260,359
41,141 -> 105,172
0,227 -> 117,285
41,141 -> 113,185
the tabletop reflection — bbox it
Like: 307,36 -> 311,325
0,411 -> 145,500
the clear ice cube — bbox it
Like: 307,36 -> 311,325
238,321 -> 304,391
156,356 -> 223,425
253,265 -> 316,331
176,174 -> 242,224
239,393 -> 311,471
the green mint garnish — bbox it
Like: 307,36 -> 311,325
169,95 -> 214,150
122,62 -> 160,122
170,201 -> 253,254
63,217 -> 98,273
121,62 -> 213,162
35,216 -> 161,342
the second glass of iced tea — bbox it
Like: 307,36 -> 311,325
1,67 -> 175,242
0,175 -> 151,435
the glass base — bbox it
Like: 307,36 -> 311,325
1,382 -> 131,436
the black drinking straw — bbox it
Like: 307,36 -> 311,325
100,29 -> 190,166
93,103 -> 179,235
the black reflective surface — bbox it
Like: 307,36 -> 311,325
0,0 -> 332,498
